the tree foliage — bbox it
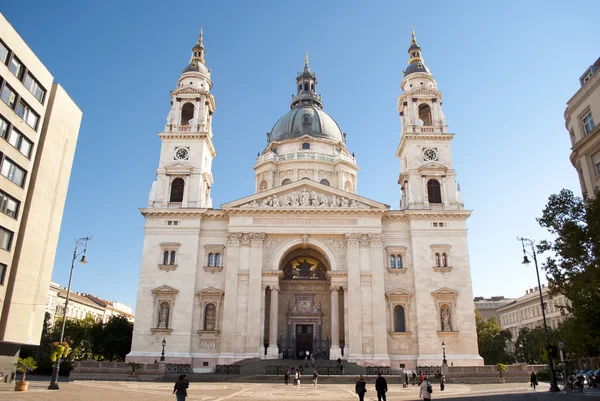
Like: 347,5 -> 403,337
514,326 -> 561,364
537,188 -> 600,357
475,309 -> 512,365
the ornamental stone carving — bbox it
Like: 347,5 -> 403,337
345,233 -> 361,245
369,233 -> 384,245
241,188 -> 370,209
241,233 -> 251,247
263,236 -> 285,269
249,232 -> 266,246
227,232 -> 243,246
319,236 -> 347,269
359,234 -> 370,248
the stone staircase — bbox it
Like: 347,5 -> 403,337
232,357 -> 366,376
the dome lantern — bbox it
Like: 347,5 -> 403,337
290,53 -> 323,110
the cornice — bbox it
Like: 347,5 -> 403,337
141,207 -> 210,218
225,208 -> 386,216
158,132 -> 216,157
565,70 -> 600,117
396,133 -> 455,157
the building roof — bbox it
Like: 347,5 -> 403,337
268,106 -> 344,143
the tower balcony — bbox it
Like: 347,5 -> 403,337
404,125 -> 447,134
164,124 -> 207,133
256,151 -> 356,165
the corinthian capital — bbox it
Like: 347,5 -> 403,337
369,234 -> 384,246
345,233 -> 361,245
249,232 -> 266,246
227,232 -> 243,246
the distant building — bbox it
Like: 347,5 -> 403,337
46,282 -> 134,327
497,285 -> 570,352
473,296 -> 514,321
0,13 -> 82,374
565,56 -> 600,198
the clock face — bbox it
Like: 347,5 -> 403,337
175,147 -> 189,160
423,148 -> 438,161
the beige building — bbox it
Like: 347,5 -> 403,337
565,57 -> 600,198
473,296 -> 514,321
0,13 -> 82,373
497,285 -> 570,352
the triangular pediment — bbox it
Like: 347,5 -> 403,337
417,162 -> 448,173
151,285 -> 179,295
196,287 -> 224,297
171,85 -> 209,96
386,288 -> 413,299
222,180 -> 389,211
164,161 -> 193,175
431,287 -> 459,296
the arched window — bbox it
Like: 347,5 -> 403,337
259,180 -> 267,192
298,84 -> 302,91
281,179 -> 292,185
397,255 -> 403,269
435,253 -> 441,267
389,255 -> 396,268
344,180 -> 353,192
208,253 -> 214,266
302,142 -> 310,150
303,82 -> 309,91
320,179 -> 330,186
302,114 -> 311,123
427,179 -> 442,204
442,253 -> 448,267
181,102 -> 195,125
204,303 -> 216,330
163,251 -> 169,265
215,253 -> 221,267
310,83 -> 314,91
394,305 -> 406,332
170,178 -> 185,202
170,251 -> 176,265
418,104 -> 432,126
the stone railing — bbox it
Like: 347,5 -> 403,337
256,151 -> 356,165
165,124 -> 206,133
167,202 -> 182,208
70,361 -> 165,382
408,126 -> 446,134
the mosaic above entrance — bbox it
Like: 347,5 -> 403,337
282,256 -> 328,280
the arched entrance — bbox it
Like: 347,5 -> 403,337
264,246 -> 343,360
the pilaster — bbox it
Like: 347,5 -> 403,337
218,232 -> 241,363
369,234 -> 391,365
345,233 -> 363,361
245,233 -> 265,357
329,286 -> 342,359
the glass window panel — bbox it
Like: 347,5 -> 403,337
9,57 -> 23,78
0,117 -> 8,139
389,255 -> 395,268
0,191 -> 19,218
0,263 -> 6,285
19,137 -> 32,158
397,255 -> 403,268
1,159 -> 26,187
0,227 -> 13,250
24,73 -> 45,103
8,128 -> 19,148
0,42 -> 8,64
1,85 -> 17,108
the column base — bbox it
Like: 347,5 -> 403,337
265,346 -> 279,359
343,347 -> 350,359
329,346 -> 342,360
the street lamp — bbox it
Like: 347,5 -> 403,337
48,237 -> 91,390
518,237 -> 560,392
442,341 -> 447,365
160,337 -> 166,362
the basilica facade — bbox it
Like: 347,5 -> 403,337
127,29 -> 483,371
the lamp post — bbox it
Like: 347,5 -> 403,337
160,337 -> 166,362
442,341 -> 447,365
518,237 -> 560,392
48,237 -> 91,390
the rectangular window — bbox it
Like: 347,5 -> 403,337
0,226 -> 13,251
0,85 -> 17,109
24,72 -> 45,103
0,158 -> 26,187
0,41 -> 8,65
0,263 -> 6,285
0,190 -> 19,218
0,116 -> 8,139
16,101 -> 39,130
8,56 -> 23,79
596,162 -> 600,176
583,113 -> 595,134
7,127 -> 33,158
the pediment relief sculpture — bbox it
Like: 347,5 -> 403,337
241,188 -> 370,209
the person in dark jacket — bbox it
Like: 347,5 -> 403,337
173,374 -> 187,401
375,372 -> 388,401
355,375 -> 367,401
404,372 -> 409,388
530,371 -> 538,390
284,370 -> 290,385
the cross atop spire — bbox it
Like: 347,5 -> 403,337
411,26 -> 417,45
305,51 -> 309,67
191,27 -> 206,65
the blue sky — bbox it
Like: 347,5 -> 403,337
1,1 -> 595,311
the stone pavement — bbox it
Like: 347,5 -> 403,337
0,378 -> 599,401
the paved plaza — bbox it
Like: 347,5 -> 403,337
0,379 -> 599,401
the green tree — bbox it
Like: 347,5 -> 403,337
475,309 -> 512,365
537,188 -> 600,357
97,315 -> 133,361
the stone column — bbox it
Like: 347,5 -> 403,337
182,176 -> 189,207
259,285 -> 267,359
441,177 -> 449,207
330,286 -> 342,359
369,234 -> 391,365
266,286 -> 279,358
346,234 -> 363,361
245,233 -> 265,358
343,286 -> 350,358
218,233 -> 242,363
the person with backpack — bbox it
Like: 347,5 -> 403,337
355,375 -> 367,401
375,372 -> 388,401
419,375 -> 433,401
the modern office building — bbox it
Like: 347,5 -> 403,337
0,13 -> 82,373
565,56 -> 600,198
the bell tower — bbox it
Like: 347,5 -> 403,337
396,29 -> 463,210
148,29 -> 217,209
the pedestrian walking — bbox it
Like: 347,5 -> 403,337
295,370 -> 301,389
311,352 -> 315,367
173,374 -> 188,401
183,374 -> 190,389
404,372 -> 409,388
355,375 -> 367,401
412,371 -> 417,385
419,375 -> 433,401
340,361 -> 344,376
440,373 -> 445,391
313,369 -> 319,388
375,372 -> 388,401
530,371 -> 538,390
284,370 -> 290,385
419,371 -> 424,384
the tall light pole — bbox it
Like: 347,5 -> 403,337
518,237 -> 560,392
442,341 -> 447,365
160,337 -> 166,362
48,237 -> 91,390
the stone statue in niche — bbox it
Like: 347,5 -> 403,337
440,306 -> 452,332
158,302 -> 170,329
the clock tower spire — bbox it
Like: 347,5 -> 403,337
147,29 -> 217,209
395,28 -> 463,211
